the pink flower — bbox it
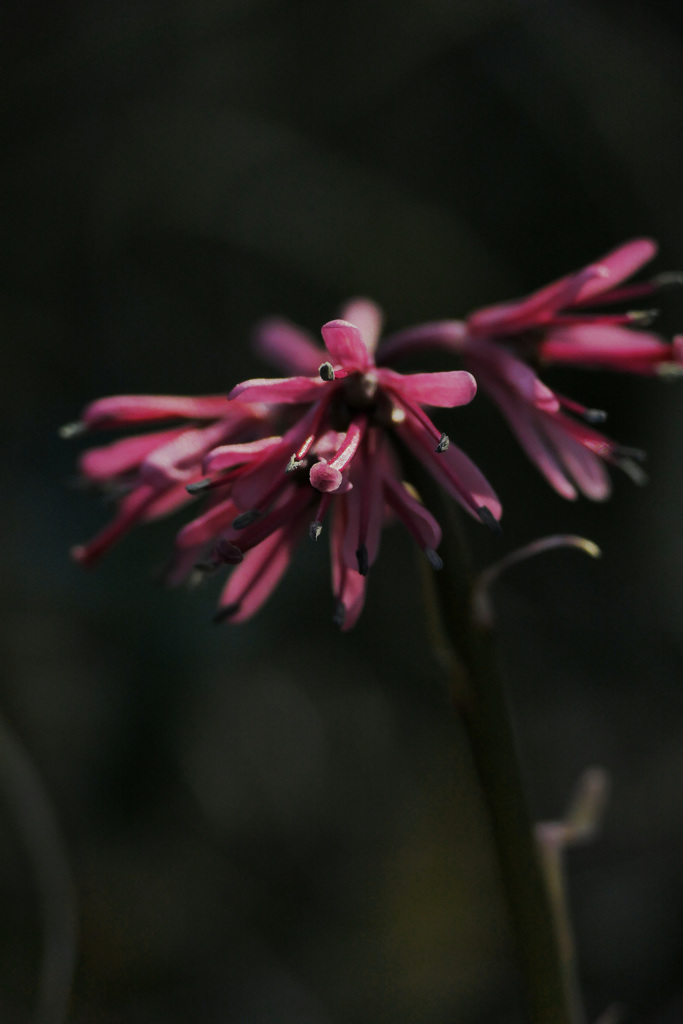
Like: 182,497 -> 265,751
379,240 -> 682,500
63,394 -> 269,566
188,298 -> 500,628
65,299 -> 500,629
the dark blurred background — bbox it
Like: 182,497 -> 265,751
3,0 -> 683,1021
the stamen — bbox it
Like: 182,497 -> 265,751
232,509 -> 261,530
213,602 -> 241,624
186,478 -> 212,495
59,421 -> 86,439
478,506 -> 502,535
424,547 -> 443,570
319,362 -> 335,381
332,601 -> 346,627
286,454 -> 306,472
436,432 -> 450,453
214,539 -> 244,564
356,544 -> 369,576
309,520 -> 323,541
652,272 -> 683,288
626,308 -> 658,325
557,394 -> 608,424
616,458 -> 648,486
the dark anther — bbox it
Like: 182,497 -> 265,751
627,309 -> 658,325
214,539 -> 244,564
309,520 -> 323,541
319,362 -> 335,381
232,509 -> 261,529
584,408 -> 608,424
356,544 -> 369,576
653,272 -> 683,288
332,601 -> 346,627
436,433 -> 450,453
286,454 -> 306,472
213,602 -> 241,624
424,547 -> 444,570
478,506 -> 502,535
186,478 -> 212,495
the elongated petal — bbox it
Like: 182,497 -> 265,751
139,419 -> 234,487
71,485 -> 156,566
203,436 -> 282,474
176,498 -> 239,548
394,407 -> 502,522
321,319 -> 371,372
331,498 -> 366,630
573,239 -> 657,305
467,340 -> 559,411
82,394 -> 235,427
218,524 -> 298,623
383,475 -> 442,551
228,376 -> 328,404
251,318 -> 324,375
540,325 -> 670,369
542,417 -> 612,500
79,428 -> 184,481
379,368 -> 477,408
482,377 -> 578,499
338,299 -> 384,355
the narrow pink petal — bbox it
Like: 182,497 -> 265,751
377,321 -> 468,364
321,319 -> 372,372
379,368 -> 477,408
466,339 -> 559,412
82,394 -> 234,427
331,498 -> 367,630
251,318 -> 324,375
71,485 -> 156,566
467,274 -> 578,334
572,239 -> 657,305
383,475 -> 442,551
79,428 -> 184,481
338,299 -> 384,355
218,525 -> 298,623
140,482 -> 194,521
203,436 -> 282,474
540,326 -> 670,369
176,498 -> 239,548
139,419 -> 236,488
481,376 -> 578,499
542,418 -> 612,501
393,407 -> 502,522
228,376 -> 328,404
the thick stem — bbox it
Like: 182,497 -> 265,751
416,484 -> 581,1024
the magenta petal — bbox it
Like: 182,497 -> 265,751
394,409 -> 502,522
331,499 -> 367,630
139,420 -> 232,487
82,394 -> 233,427
542,418 -> 612,500
204,436 -> 282,474
468,341 -> 559,411
321,319 -> 371,372
338,299 -> 384,355
175,498 -> 239,548
79,428 -> 184,481
377,320 -> 468,364
383,475 -> 442,550
540,326 -> 670,369
228,376 -> 327,404
573,239 -> 657,304
379,368 -> 477,408
251,318 -> 324,375
71,485 -> 156,566
218,525 -> 297,623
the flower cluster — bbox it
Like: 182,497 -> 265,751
380,239 -> 682,500
65,242 -> 680,626
66,300 -> 500,629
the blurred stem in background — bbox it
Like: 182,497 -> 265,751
416,470 -> 584,1024
0,712 -> 77,1024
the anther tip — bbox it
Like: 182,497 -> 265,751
232,509 -> 261,530
319,362 -> 335,382
435,432 -> 450,454
332,601 -> 346,628
59,421 -> 86,439
424,547 -> 443,571
309,520 -> 323,541
478,506 -> 502,535
213,601 -> 241,624
287,454 -> 306,472
186,478 -> 212,495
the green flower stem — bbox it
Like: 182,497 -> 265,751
416,484 -> 582,1024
